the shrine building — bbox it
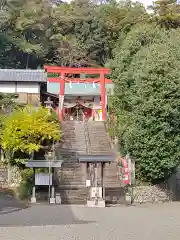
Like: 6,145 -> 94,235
44,66 -> 114,121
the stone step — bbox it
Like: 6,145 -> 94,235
60,167 -> 81,170
59,183 -> 85,187
61,164 -> 81,167
60,175 -> 82,179
86,121 -> 112,155
60,176 -> 83,179
60,179 -> 83,182
60,179 -> 83,183
58,183 -> 84,186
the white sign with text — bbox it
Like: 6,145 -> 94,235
35,173 -> 52,186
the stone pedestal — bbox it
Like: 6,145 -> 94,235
55,193 -> 61,204
31,197 -> 37,203
50,198 -> 56,204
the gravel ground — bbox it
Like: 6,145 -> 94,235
0,202 -> 180,240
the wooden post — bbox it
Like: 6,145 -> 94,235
31,167 -> 36,203
101,163 -> 105,199
33,167 -> 36,187
100,72 -> 106,121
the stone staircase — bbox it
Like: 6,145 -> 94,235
53,121 -> 86,203
60,121 -> 87,154
54,120 -> 121,204
85,121 -> 112,155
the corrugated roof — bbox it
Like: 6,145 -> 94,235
0,69 -> 47,82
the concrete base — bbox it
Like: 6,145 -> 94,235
50,198 -> 56,204
87,199 -> 105,208
55,194 -> 61,204
125,194 -> 132,204
31,197 -> 36,204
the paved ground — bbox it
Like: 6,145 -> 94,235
0,191 -> 28,215
0,202 -> 180,240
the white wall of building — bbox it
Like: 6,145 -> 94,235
0,83 -> 16,93
16,83 -> 40,93
0,82 -> 40,94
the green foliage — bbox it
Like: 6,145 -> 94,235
152,0 -> 180,29
17,168 -> 33,200
0,93 -> 20,111
110,25 -> 180,183
1,105 -> 61,155
0,0 -> 149,68
107,94 -> 118,140
17,167 -> 49,200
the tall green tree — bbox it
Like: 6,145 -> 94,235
110,25 -> 180,183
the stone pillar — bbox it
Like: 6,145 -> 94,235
7,163 -> 12,184
81,163 -> 87,184
31,168 -> 36,203
101,163 -> 105,199
50,186 -> 55,204
31,186 -> 36,203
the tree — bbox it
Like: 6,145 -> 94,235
110,25 -> 180,183
152,0 -> 180,28
1,106 -> 61,163
0,0 -> 150,68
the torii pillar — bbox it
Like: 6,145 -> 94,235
59,72 -> 65,121
100,71 -> 106,121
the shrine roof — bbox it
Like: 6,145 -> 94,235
78,154 -> 115,163
0,69 -> 47,82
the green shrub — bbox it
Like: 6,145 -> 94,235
17,168 -> 49,200
16,168 -> 33,200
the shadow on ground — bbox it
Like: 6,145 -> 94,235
0,189 -> 28,216
0,192 -> 95,227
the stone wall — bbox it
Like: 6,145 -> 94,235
0,164 -> 21,188
125,168 -> 180,203
0,165 -> 8,188
131,184 -> 172,203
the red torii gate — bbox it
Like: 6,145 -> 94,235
44,66 -> 112,121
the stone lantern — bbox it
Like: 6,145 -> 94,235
44,97 -> 53,114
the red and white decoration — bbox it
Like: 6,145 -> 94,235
121,157 -> 130,185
